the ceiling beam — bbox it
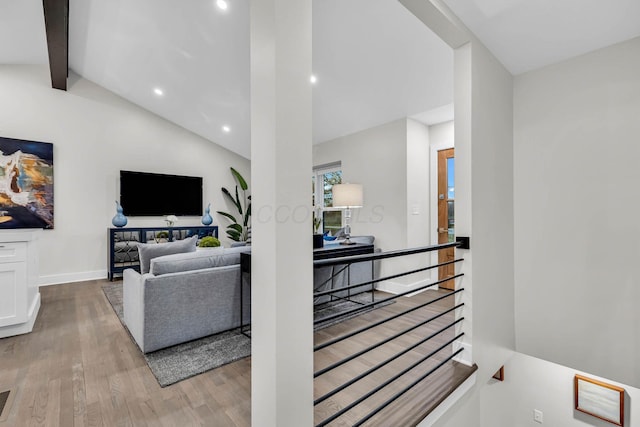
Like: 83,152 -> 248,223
398,0 -> 470,49
42,0 -> 69,90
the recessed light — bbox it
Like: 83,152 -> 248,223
222,125 -> 231,133
216,0 -> 228,10
310,75 -> 318,84
153,88 -> 164,96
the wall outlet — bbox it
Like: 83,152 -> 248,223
533,409 -> 543,423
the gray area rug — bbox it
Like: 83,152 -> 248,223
102,282 -> 392,387
102,282 -> 251,387
144,330 -> 250,387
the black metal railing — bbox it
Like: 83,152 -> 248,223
313,241 -> 467,426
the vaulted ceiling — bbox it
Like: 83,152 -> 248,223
440,0 -> 640,75
2,0 -> 639,159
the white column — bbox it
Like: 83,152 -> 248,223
453,42 -> 473,367
250,1 -> 314,426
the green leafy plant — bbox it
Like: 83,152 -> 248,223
198,236 -> 221,247
217,167 -> 251,242
313,206 -> 322,234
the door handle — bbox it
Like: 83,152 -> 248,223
438,228 -> 448,234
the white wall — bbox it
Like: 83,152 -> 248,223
313,119 -> 408,253
314,118 -> 439,291
431,351 -> 640,427
482,352 -> 640,427
430,37 -> 515,427
469,37 -> 515,383
407,118 -> 431,249
0,65 -> 250,284
514,36 -> 640,387
405,118 -> 432,286
429,121 -> 454,149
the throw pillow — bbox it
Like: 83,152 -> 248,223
137,235 -> 197,274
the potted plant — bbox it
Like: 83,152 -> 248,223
313,206 -> 323,249
155,231 -> 169,243
197,236 -> 221,249
217,167 -> 251,243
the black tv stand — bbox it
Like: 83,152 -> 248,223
107,225 -> 218,280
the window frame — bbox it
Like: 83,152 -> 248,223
312,162 -> 343,234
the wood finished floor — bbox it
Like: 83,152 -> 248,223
313,289 -> 474,427
0,280 -> 251,427
0,280 -> 474,427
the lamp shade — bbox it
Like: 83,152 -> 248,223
332,183 -> 363,208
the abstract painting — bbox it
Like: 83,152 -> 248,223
575,374 -> 624,426
0,137 -> 54,229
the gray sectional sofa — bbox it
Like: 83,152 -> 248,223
122,235 -> 377,353
123,246 -> 251,353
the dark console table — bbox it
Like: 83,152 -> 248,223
239,242 -> 374,277
313,242 -> 375,259
239,242 -> 375,336
107,225 -> 218,280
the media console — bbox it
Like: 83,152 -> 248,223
107,226 -> 218,280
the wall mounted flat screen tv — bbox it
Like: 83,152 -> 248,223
120,170 -> 203,216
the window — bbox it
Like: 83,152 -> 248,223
312,163 -> 342,234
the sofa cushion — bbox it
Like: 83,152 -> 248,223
150,248 -> 243,276
222,246 -> 252,255
138,236 -> 197,274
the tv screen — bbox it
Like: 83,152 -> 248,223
120,170 -> 203,216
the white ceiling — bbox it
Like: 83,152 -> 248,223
1,0 -> 639,158
0,0 -> 48,64
441,0 -> 640,75
0,0 -> 453,159
312,0 -> 453,144
69,0 -> 252,158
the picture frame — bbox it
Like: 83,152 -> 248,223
574,374 -> 624,426
492,366 -> 505,382
0,137 -> 54,229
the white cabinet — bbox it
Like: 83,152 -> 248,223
0,260 -> 28,326
0,230 -> 40,338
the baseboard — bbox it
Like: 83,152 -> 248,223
39,270 -> 107,286
0,293 -> 40,339
417,373 -> 476,427
452,340 -> 473,367
376,278 -> 438,295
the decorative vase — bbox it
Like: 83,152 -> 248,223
201,203 -> 213,226
112,201 -> 128,227
313,233 -> 324,249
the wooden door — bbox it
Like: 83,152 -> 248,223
438,148 -> 455,290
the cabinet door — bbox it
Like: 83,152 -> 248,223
0,262 -> 28,326
0,242 -> 27,263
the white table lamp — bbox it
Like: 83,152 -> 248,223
332,183 -> 363,245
